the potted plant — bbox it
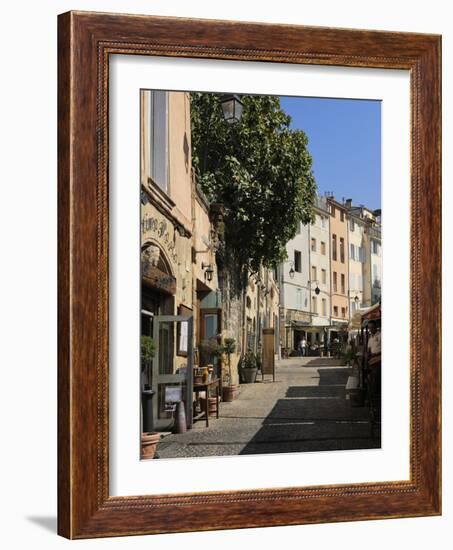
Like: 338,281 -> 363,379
241,351 -> 259,384
222,338 -> 238,402
140,335 -> 159,457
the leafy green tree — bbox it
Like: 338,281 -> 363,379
190,93 -> 316,277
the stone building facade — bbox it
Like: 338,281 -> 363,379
278,219 -> 311,353
306,195 -> 331,344
140,89 -> 281,428
140,90 -> 219,429
347,204 -> 381,308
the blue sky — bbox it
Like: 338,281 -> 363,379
279,96 -> 381,210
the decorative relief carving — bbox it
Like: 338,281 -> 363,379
141,212 -> 180,263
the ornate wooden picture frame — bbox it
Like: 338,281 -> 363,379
58,11 -> 441,539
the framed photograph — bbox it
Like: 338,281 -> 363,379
58,11 -> 441,538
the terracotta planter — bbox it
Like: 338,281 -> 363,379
199,396 -> 218,416
222,384 -> 238,402
208,396 -> 217,416
141,432 -> 161,459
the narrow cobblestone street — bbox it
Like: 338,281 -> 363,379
157,357 -> 380,458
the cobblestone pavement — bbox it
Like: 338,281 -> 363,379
156,357 -> 380,459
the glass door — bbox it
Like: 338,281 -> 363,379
151,315 -> 193,431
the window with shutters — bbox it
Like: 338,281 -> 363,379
312,296 -> 318,314
311,265 -> 317,281
148,91 -> 169,193
294,250 -> 302,273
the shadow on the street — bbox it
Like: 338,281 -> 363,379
239,366 -> 380,455
285,367 -> 351,398
298,358 -> 344,367
317,367 -> 351,385
286,385 -> 345,398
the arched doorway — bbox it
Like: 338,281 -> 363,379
140,242 -> 193,432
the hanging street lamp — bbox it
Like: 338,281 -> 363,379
220,94 -> 244,124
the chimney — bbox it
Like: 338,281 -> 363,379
345,198 -> 352,209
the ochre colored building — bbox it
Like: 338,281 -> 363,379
327,197 -> 349,337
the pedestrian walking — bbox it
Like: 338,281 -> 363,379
299,337 -> 307,357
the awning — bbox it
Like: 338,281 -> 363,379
348,302 -> 381,330
291,320 -> 311,328
362,302 -> 381,321
200,289 -> 222,309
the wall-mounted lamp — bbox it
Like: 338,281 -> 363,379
202,262 -> 214,282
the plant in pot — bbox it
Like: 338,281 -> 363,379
241,351 -> 259,384
140,335 -> 160,459
222,338 -> 238,402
